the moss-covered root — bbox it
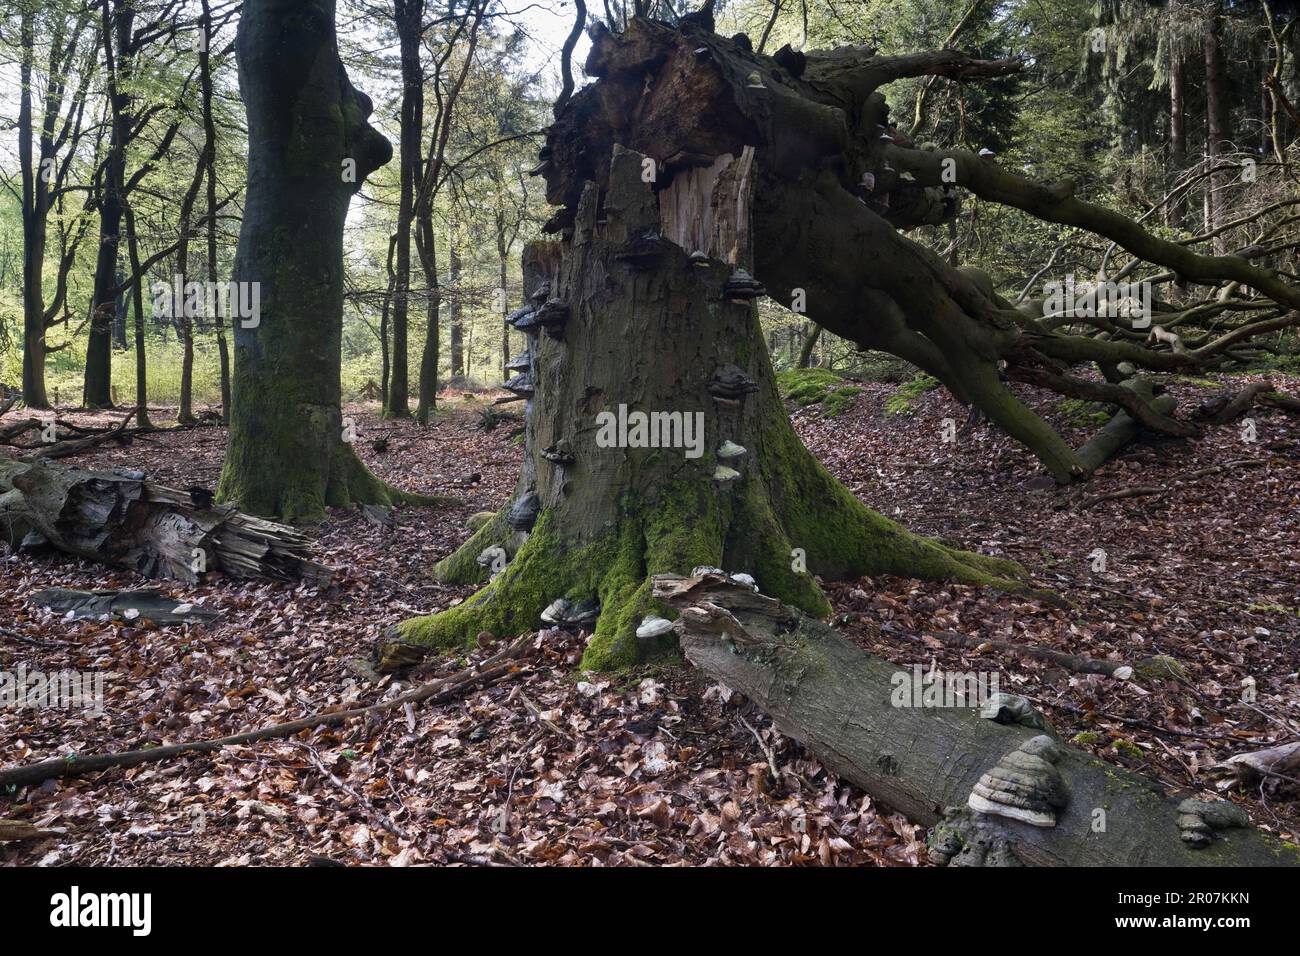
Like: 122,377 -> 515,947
431,506 -> 514,585
388,509 -> 717,672
765,424 -> 1032,594
219,442 -> 454,524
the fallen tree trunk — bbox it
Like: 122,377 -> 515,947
0,454 -> 331,584
654,573 -> 1300,867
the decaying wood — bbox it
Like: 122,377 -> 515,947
0,820 -> 67,842
0,634 -> 535,790
1214,741 -> 1300,787
0,454 -> 331,585
904,627 -> 1137,678
1195,381 -> 1277,424
654,572 -> 1300,867
30,587 -> 223,625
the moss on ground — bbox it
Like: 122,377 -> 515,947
775,367 -> 844,406
822,386 -> 862,416
1056,398 -> 1112,427
884,373 -> 941,416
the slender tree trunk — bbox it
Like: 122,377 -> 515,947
174,138 -> 209,426
123,198 -> 150,426
1168,37 -> 1186,229
797,324 -> 822,368
18,8 -> 50,409
385,0 -> 423,420
499,244 -> 510,381
413,215 -> 440,424
1204,3 -> 1230,254
216,0 -> 404,522
112,267 -> 128,349
380,233 -> 395,402
199,0 -> 231,422
448,241 -> 463,379
83,0 -> 133,410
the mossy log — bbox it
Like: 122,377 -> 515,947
655,572 -> 1300,867
0,455 -> 331,585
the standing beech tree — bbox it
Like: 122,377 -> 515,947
216,0 -> 415,521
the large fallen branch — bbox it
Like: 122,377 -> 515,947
654,573 -> 1299,867
0,454 -> 331,584
0,635 -> 534,790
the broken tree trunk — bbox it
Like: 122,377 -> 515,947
0,454 -> 331,584
536,15 -> 1300,483
383,145 -> 1030,672
655,573 -> 1300,867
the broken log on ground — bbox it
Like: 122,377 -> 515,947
654,573 -> 1300,867
0,454 -> 331,585
30,587 -> 223,626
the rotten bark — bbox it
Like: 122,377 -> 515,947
1,454 -> 331,585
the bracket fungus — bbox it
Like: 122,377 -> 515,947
506,352 -> 532,373
1177,799 -> 1249,849
616,230 -> 666,269
708,365 -> 759,400
722,268 -> 766,302
967,735 -> 1068,828
506,491 -> 541,533
540,597 -> 601,628
503,372 -> 536,399
533,299 -> 571,336
636,616 -> 674,639
541,439 -> 575,464
509,305 -> 541,331
980,693 -> 1051,732
716,440 -> 746,459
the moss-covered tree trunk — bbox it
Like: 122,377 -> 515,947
216,0 -> 408,522
388,146 -> 1025,671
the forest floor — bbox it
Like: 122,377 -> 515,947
2,372 -> 1298,866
